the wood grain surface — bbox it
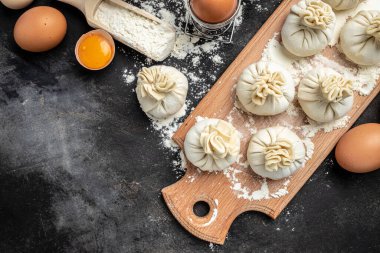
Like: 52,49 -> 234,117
162,0 -> 380,245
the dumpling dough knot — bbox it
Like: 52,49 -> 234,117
264,141 -> 294,172
301,0 -> 334,30
200,121 -> 239,160
367,15 -> 380,40
137,67 -> 176,101
321,75 -> 353,102
251,70 -> 285,106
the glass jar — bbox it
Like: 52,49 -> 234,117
185,0 -> 242,43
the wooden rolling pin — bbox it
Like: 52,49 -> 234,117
59,0 -> 176,61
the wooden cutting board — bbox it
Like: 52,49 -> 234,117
162,0 -> 380,245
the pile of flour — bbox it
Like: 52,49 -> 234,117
95,1 -> 175,61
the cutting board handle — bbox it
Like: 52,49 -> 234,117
162,169 -> 245,245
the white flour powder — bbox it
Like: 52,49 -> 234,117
299,116 -> 351,138
122,69 -> 135,84
95,1 -> 175,60
223,157 -> 296,201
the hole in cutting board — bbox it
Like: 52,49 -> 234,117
193,201 -> 210,217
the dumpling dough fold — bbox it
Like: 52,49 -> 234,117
340,11 -> 380,66
184,119 -> 241,172
323,0 -> 361,11
247,126 -> 306,180
298,69 -> 354,123
136,65 -> 188,120
282,0 -> 336,57
236,61 -> 295,116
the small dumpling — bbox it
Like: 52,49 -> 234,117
340,10 -> 380,66
323,0 -> 361,11
236,61 -> 295,116
184,119 -> 240,172
247,126 -> 306,180
136,65 -> 188,120
298,69 -> 354,123
281,0 -> 336,57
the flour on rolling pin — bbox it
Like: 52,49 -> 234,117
95,1 -> 176,61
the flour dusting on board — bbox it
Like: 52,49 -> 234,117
223,167 -> 293,201
122,1 -> 379,204
218,27 -> 379,201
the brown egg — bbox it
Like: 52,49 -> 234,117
190,0 -> 238,24
14,6 -> 67,52
1,0 -> 34,10
335,123 -> 380,173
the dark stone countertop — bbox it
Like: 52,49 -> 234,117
0,0 -> 379,252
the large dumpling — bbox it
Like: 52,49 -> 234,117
340,10 -> 380,66
298,69 -> 354,123
281,0 -> 336,57
323,0 -> 360,11
184,119 -> 241,172
136,65 -> 188,120
247,126 -> 306,180
236,61 -> 295,116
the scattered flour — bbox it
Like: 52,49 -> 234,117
299,116 -> 351,138
157,9 -> 176,26
302,138 -> 315,161
172,35 -> 221,60
209,243 -> 216,251
122,69 -> 136,84
150,102 -> 188,152
200,203 -> 218,227
212,55 -> 224,65
271,180 -> 290,198
286,102 -> 301,117
191,56 -> 200,67
223,167 -> 291,201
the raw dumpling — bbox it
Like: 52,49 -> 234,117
298,69 -> 354,123
340,10 -> 380,66
236,61 -> 295,116
281,0 -> 336,57
323,0 -> 360,11
184,119 -> 240,172
247,126 -> 306,180
136,65 -> 188,120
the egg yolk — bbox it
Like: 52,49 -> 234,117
77,34 -> 113,70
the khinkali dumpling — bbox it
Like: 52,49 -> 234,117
298,69 -> 354,123
247,126 -> 306,180
184,119 -> 241,172
136,65 -> 188,120
236,61 -> 295,116
340,10 -> 380,66
323,0 -> 360,11
282,0 -> 336,57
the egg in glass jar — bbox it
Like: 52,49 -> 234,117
190,0 -> 238,24
186,0 -> 241,42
